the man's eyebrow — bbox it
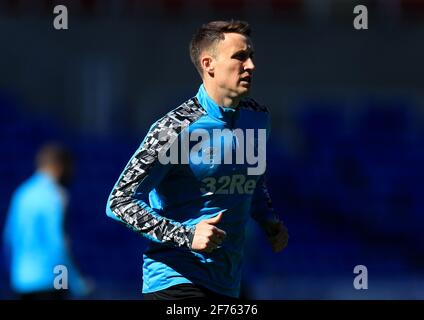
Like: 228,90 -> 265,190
231,48 -> 255,57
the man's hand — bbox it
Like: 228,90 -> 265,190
263,220 -> 289,253
191,213 -> 227,253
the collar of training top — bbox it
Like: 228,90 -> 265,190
195,84 -> 240,121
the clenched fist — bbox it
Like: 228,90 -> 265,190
263,220 -> 289,253
191,213 -> 227,253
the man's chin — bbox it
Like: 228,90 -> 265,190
240,82 -> 251,89
238,87 -> 251,97
229,86 -> 251,100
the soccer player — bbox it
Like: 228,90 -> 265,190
3,143 -> 89,300
106,20 -> 288,300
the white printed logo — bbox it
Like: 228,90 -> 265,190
200,175 -> 257,195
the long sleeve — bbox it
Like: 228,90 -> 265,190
250,174 -> 280,229
244,98 -> 279,226
106,105 -> 204,249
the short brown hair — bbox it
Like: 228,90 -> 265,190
189,20 -> 251,77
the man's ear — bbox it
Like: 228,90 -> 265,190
200,54 -> 215,76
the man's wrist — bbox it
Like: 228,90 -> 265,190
187,225 -> 196,249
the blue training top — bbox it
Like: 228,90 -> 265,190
3,171 -> 87,296
106,84 -> 277,297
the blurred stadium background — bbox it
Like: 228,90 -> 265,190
1,0 -> 424,299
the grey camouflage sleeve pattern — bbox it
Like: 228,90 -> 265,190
108,98 -> 205,249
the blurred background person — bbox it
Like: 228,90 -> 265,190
3,143 -> 89,300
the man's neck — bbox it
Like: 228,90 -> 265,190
39,167 -> 59,183
203,82 -> 241,108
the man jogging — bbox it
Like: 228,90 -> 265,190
106,20 -> 288,300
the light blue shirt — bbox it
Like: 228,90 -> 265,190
3,172 -> 87,296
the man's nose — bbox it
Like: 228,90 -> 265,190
244,58 -> 255,72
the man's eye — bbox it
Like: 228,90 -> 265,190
234,53 -> 247,61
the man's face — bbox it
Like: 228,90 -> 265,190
207,33 -> 255,100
